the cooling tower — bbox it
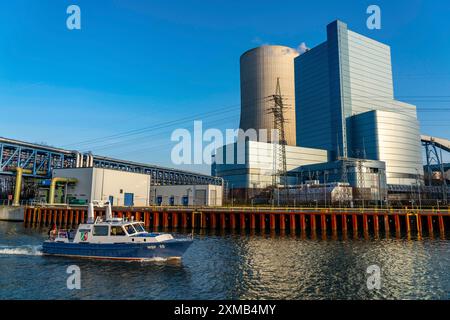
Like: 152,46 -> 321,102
239,45 -> 299,146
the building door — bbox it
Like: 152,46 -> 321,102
195,190 -> 206,206
109,196 -> 114,205
169,196 -> 175,206
182,196 -> 189,206
157,196 -> 163,206
124,193 -> 134,206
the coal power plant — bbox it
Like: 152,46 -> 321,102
1,19 -> 449,210
213,20 -> 450,206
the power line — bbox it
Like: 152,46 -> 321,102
61,95 -> 273,149
80,114 -> 240,153
61,103 -> 241,148
58,92 -> 450,155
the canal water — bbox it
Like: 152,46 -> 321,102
0,221 -> 449,300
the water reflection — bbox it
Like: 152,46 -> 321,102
228,231 -> 449,299
0,222 -> 448,300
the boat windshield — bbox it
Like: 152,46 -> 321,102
133,223 -> 145,233
124,224 -> 137,235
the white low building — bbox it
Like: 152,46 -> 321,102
212,140 -> 329,189
276,182 -> 354,205
52,168 -> 151,206
151,185 -> 223,206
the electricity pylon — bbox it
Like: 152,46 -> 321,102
267,78 -> 289,204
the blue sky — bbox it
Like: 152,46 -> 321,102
0,0 -> 449,173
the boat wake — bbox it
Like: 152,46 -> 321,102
0,245 -> 43,256
140,257 -> 180,262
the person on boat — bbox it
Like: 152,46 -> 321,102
48,223 -> 57,240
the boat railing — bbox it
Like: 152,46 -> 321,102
48,229 -> 76,241
94,216 -> 104,224
57,230 -> 69,239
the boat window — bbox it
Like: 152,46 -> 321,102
124,224 -> 137,235
110,226 -> 126,236
133,223 -> 145,233
93,226 -> 109,236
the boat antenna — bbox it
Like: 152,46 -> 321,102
106,201 -> 113,221
87,202 -> 95,223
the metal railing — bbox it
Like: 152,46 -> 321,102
22,203 -> 450,216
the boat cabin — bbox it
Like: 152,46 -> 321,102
53,217 -> 172,244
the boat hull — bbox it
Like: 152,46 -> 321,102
42,239 -> 192,261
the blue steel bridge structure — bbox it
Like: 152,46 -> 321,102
421,135 -> 450,186
0,136 -> 223,187
0,135 -> 449,202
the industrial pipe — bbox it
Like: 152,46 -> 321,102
48,177 -> 78,205
87,153 -> 94,167
81,153 -> 94,167
13,168 -> 32,206
75,152 -> 81,168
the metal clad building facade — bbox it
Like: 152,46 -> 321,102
240,46 -> 299,145
295,20 -> 422,186
295,42 -> 333,151
351,110 -> 423,185
213,141 -> 328,189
